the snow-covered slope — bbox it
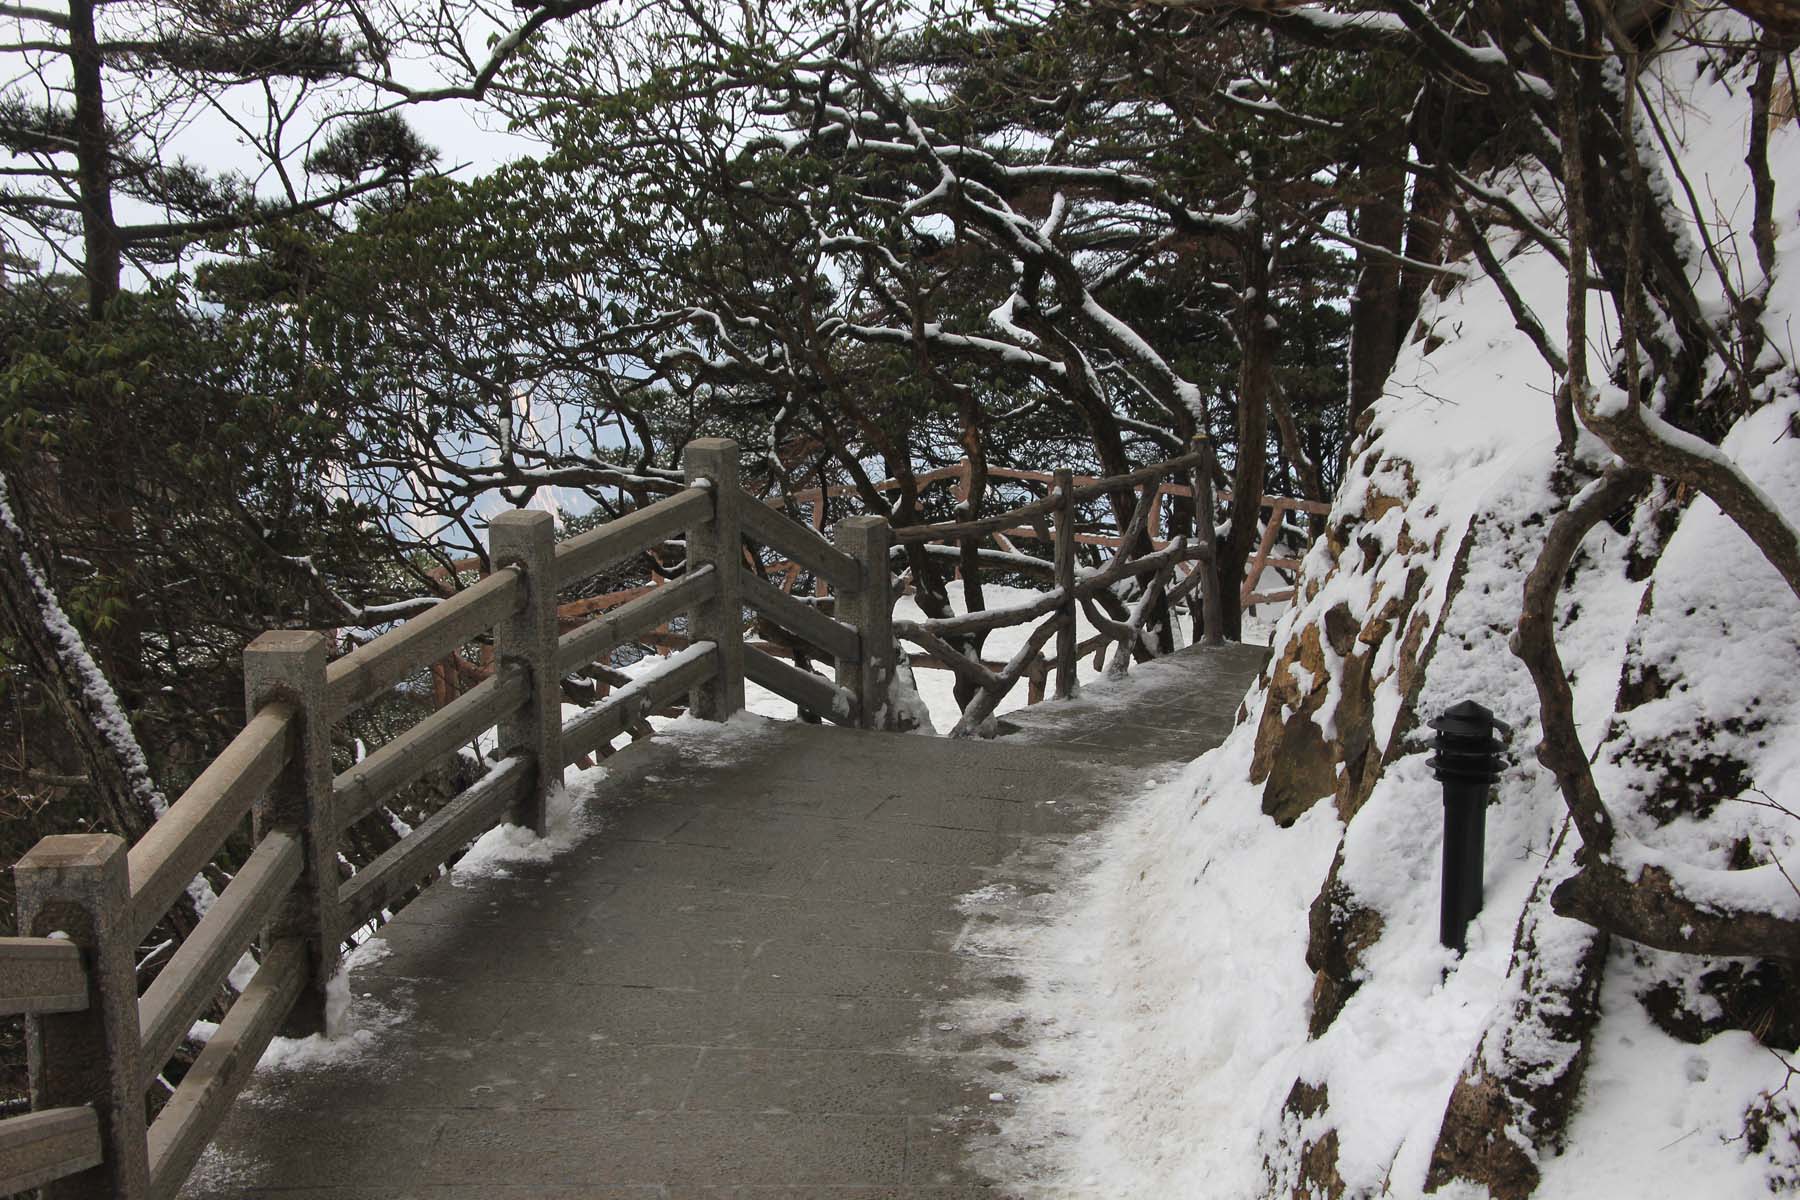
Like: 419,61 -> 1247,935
981,13 -> 1800,1198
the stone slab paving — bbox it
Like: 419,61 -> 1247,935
183,642 -> 1265,1200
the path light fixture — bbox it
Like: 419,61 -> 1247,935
1429,700 -> 1510,955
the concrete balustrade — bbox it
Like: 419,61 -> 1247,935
490,509 -> 563,836
13,835 -> 149,1200
4,435 -> 1221,1199
683,438 -> 749,720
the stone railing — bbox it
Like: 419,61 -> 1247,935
0,437 -> 895,1200
0,434 -> 1256,1195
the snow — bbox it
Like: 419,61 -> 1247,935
1535,954 -> 1792,1199
249,936 -> 406,1072
957,734 -> 1343,1196
971,10 -> 1800,1198
0,474 -> 168,817
450,768 -> 603,881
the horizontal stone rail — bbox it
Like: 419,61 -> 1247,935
739,496 -> 862,591
0,942 -> 98,1198
741,569 -> 860,666
556,566 -> 716,677
0,1105 -> 102,1195
325,569 -> 525,717
0,937 -> 88,1016
337,758 -> 531,930
125,704 -> 297,945
333,665 -> 532,833
561,642 -> 720,764
552,485 -> 710,584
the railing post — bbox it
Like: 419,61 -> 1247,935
490,509 -> 563,836
15,834 -> 150,1199
1192,437 -> 1226,646
834,514 -> 894,729
1052,468 -> 1078,699
242,630 -> 339,1034
682,438 -> 746,720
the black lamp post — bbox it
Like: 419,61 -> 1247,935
1428,700 -> 1508,954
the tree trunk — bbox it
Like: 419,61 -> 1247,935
68,0 -> 121,316
1346,148 -> 1407,453
1221,230 -> 1275,640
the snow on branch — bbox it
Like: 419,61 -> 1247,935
0,474 -> 167,816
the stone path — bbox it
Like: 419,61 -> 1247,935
184,642 -> 1265,1199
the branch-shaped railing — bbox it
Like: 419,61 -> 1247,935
0,437 -> 894,1200
762,448 -> 1325,610
889,442 -> 1228,737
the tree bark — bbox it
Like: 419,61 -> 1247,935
68,0 -> 121,316
1346,144 -> 1407,450
1220,227 -> 1274,640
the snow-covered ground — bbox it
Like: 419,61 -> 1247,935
950,12 -> 1800,1199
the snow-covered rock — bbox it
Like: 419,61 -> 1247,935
988,12 -> 1800,1197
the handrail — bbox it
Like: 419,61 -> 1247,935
744,646 -> 858,724
145,939 -> 307,1200
136,832 -> 304,1081
325,567 -> 524,717
562,642 -> 719,765
1066,449 -> 1209,503
740,496 -> 862,589
7,464 -> 755,1200
554,486 -> 710,583
338,757 -> 532,930
5,436 -> 1243,1197
557,565 -> 716,676
333,664 -> 530,833
0,937 -> 87,1016
126,703 -> 297,944
0,1105 -> 103,1194
886,446 -> 1227,731
740,569 -> 860,664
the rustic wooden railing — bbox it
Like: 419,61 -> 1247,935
762,448 -> 1326,609
1240,494 -> 1329,607
0,437 -> 897,1200
887,441 -> 1229,737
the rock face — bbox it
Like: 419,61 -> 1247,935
1248,455 -> 1449,834
1264,1081 -> 1346,1199
1423,826 -> 1608,1199
1237,424 -> 1650,1197
1235,270 -> 1800,1196
1304,846 -> 1384,1039
1001,23 -> 1800,1196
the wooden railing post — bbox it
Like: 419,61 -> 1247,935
242,630 -> 338,1034
1191,437 -> 1226,646
1052,468 -> 1078,699
834,514 -> 894,729
682,438 -> 746,720
14,834 -> 150,1199
490,509 -> 563,836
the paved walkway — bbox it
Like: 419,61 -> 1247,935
184,642 -> 1264,1199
